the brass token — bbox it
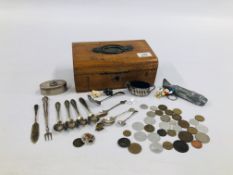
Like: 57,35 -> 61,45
158,104 -> 168,111
167,130 -> 177,137
187,127 -> 198,134
128,143 -> 142,154
191,140 -> 203,149
155,110 -> 163,116
163,141 -> 173,150
178,120 -> 190,128
123,130 -> 132,137
165,109 -> 174,116
144,124 -> 155,132
178,131 -> 193,142
173,108 -> 182,115
195,115 -> 205,122
172,113 -> 182,121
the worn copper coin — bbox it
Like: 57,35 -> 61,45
172,113 -> 182,121
73,138 -> 85,148
118,138 -> 131,148
155,110 -> 164,116
191,140 -> 203,149
167,129 -> 177,137
195,132 -> 210,144
178,131 -> 193,142
123,130 -> 132,137
128,143 -> 142,154
158,104 -> 168,111
144,124 -> 155,132
195,115 -> 205,122
173,140 -> 189,153
178,120 -> 190,128
165,109 -> 174,115
157,129 -> 167,136
173,108 -> 182,115
163,141 -> 173,150
187,127 -> 198,134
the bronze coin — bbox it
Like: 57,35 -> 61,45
187,127 -> 198,134
144,124 -> 155,132
118,138 -> 131,148
123,130 -> 132,137
195,115 -> 205,122
191,140 -> 203,149
73,138 -> 85,148
172,113 -> 182,121
155,110 -> 164,116
173,108 -> 182,115
178,131 -> 193,142
158,104 -> 168,111
178,120 -> 190,128
173,140 -> 189,153
163,141 -> 173,150
165,109 -> 174,116
157,129 -> 167,136
128,143 -> 142,154
167,129 -> 177,137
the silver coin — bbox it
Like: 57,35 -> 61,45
160,115 -> 171,122
140,104 -> 148,110
150,106 -> 157,111
149,142 -> 163,153
196,124 -> 209,133
147,111 -> 156,117
189,118 -> 199,126
134,131 -> 147,142
172,125 -> 182,132
132,122 -> 144,131
159,122 -> 170,130
144,117 -> 156,125
147,133 -> 161,142
195,132 -> 210,143
169,120 -> 178,126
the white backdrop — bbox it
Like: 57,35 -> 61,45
0,0 -> 233,175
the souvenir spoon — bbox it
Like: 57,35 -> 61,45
70,99 -> 87,126
53,102 -> 64,132
117,109 -> 138,126
64,100 -> 76,129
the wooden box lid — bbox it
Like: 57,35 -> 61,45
73,40 -> 158,75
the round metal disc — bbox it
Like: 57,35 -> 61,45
178,131 -> 193,142
147,111 -> 156,117
158,104 -> 168,111
189,118 -> 199,126
196,124 -> 209,133
123,130 -> 132,137
195,115 -> 205,122
159,122 -> 170,130
128,143 -> 142,154
167,129 -> 177,137
134,131 -> 147,142
73,138 -> 85,148
144,124 -> 155,132
150,106 -> 157,111
140,104 -> 148,110
165,109 -> 174,116
173,108 -> 182,115
178,120 -> 190,128
172,125 -> 182,132
187,127 -> 198,134
155,110 -> 164,116
150,142 -> 163,153
191,140 -> 203,149
195,132 -> 210,144
160,115 -> 171,122
147,133 -> 161,142
157,129 -> 167,136
40,79 -> 67,95
173,140 -> 189,153
118,138 -> 131,148
132,122 -> 144,131
172,113 -> 182,121
163,141 -> 173,150
144,117 -> 156,125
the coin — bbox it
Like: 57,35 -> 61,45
158,104 -> 168,111
147,133 -> 161,142
167,130 -> 177,137
144,117 -> 156,125
157,129 -> 167,136
140,104 -> 148,110
173,140 -> 189,153
173,108 -> 182,115
73,138 -> 85,148
191,140 -> 203,149
159,122 -> 170,130
189,118 -> 199,126
160,115 -> 171,122
195,115 -> 205,122
128,143 -> 142,154
150,106 -> 157,111
172,113 -> 182,121
187,127 -> 198,134
172,125 -> 182,132
132,122 -> 144,131
195,132 -> 210,144
196,124 -> 208,133
134,131 -> 147,142
178,120 -> 190,128
144,124 -> 155,132
178,131 -> 193,142
123,130 -> 132,137
118,138 -> 131,148
163,141 -> 173,150
155,110 -> 164,116
147,111 -> 156,117
165,109 -> 174,115
150,142 -> 163,153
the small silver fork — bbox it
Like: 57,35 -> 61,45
42,96 -> 52,141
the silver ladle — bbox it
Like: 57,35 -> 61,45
70,99 -> 87,126
88,91 -> 125,105
64,100 -> 76,129
117,109 -> 138,126
53,102 -> 64,132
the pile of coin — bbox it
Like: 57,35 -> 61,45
117,104 -> 210,154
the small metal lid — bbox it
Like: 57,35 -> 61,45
40,80 -> 67,95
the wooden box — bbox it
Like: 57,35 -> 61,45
72,40 -> 158,92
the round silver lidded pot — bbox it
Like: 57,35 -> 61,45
40,80 -> 68,95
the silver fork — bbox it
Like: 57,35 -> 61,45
42,96 -> 52,141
